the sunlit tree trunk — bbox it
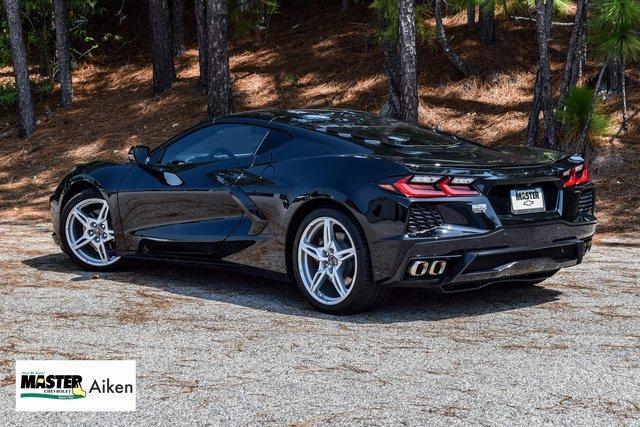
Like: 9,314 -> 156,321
3,0 -> 36,138
149,0 -> 175,94
205,0 -> 232,117
534,0 -> 556,148
435,0 -> 469,77
557,0 -> 586,110
398,0 -> 418,124
53,0 -> 73,107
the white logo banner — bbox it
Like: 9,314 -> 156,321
15,360 -> 136,412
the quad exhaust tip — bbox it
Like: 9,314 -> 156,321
408,259 -> 447,277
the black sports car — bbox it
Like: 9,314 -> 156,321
51,109 -> 596,313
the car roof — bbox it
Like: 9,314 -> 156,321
218,108 -> 474,149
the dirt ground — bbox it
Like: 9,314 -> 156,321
0,4 -> 638,231
1,221 -> 639,424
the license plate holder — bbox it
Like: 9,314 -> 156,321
510,187 -> 545,214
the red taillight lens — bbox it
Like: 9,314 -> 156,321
382,175 -> 478,198
562,163 -> 590,187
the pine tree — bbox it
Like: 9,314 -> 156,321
148,0 -> 176,94
535,0 -> 556,147
374,0 -> 402,119
557,0 -> 587,109
171,0 -> 186,55
577,0 -> 640,147
435,0 -> 469,77
398,0 -> 418,123
478,0 -> 494,45
3,0 -> 36,138
205,0 -> 232,117
527,0 -> 556,147
53,0 -> 73,107
195,0 -> 208,92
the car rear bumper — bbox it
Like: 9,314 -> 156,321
383,220 -> 595,291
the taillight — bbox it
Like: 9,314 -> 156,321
381,175 -> 478,198
562,163 -> 590,187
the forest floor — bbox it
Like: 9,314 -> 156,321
2,222 -> 640,424
0,4 -> 638,232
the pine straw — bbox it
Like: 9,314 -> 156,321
0,3 -> 638,232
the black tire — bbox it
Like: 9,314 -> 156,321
292,207 -> 391,314
60,188 -> 124,272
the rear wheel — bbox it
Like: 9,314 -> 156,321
60,188 -> 123,271
292,208 -> 390,314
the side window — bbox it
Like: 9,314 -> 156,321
160,124 -> 269,165
255,128 -> 293,155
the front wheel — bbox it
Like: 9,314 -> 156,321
292,208 -> 390,314
60,188 -> 123,271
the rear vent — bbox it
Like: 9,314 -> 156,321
465,244 -> 578,274
407,203 -> 443,235
578,188 -> 595,215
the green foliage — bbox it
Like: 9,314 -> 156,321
504,0 -> 572,17
371,0 -> 434,44
283,73 -> 300,85
590,0 -> 640,61
229,0 -> 279,39
0,82 -> 17,109
0,1 -> 109,69
557,85 -> 613,141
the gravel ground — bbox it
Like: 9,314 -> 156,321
1,221 -> 639,425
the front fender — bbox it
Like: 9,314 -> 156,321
51,161 -> 132,250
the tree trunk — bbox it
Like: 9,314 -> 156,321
171,0 -> 186,55
435,0 -> 469,77
534,0 -> 556,148
3,0 -> 36,138
557,0 -> 585,110
205,0 -> 231,118
478,0 -> 494,45
574,0 -> 588,84
148,0 -> 175,94
341,0 -> 349,12
621,56 -> 628,131
398,0 -> 418,124
467,3 -> 475,27
576,62 -> 607,153
526,69 -> 542,146
602,56 -> 622,93
194,0 -> 208,93
53,0 -> 73,107
376,10 -> 402,119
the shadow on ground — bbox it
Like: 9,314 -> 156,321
23,253 -> 562,324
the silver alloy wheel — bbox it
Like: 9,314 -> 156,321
64,198 -> 120,267
298,216 -> 357,305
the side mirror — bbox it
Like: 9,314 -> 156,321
128,146 -> 150,165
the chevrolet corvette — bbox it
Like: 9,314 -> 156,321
50,109 -> 596,313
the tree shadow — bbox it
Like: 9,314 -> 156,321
23,252 -> 562,325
